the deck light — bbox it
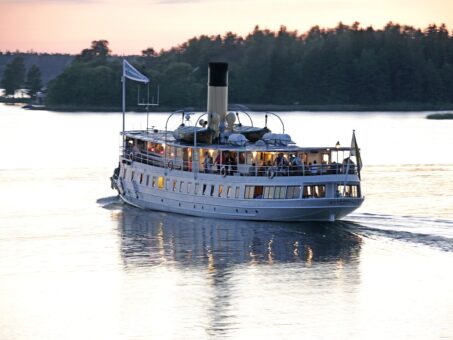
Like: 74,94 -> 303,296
335,141 -> 341,149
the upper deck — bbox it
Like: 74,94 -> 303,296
121,129 -> 360,178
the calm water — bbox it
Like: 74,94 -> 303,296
0,103 -> 452,339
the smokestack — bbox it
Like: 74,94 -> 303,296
207,62 -> 228,132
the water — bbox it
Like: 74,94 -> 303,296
0,104 -> 452,339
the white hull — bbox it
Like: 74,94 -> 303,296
114,162 -> 363,222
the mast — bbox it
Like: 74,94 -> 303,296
122,68 -> 126,149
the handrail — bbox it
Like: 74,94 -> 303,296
121,149 -> 358,178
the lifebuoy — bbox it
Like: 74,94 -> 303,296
168,160 -> 174,170
220,166 -> 227,177
267,167 -> 275,179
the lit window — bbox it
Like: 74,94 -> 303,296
218,185 -> 223,197
172,180 -> 177,191
337,184 -> 360,198
157,176 -> 164,190
303,185 -> 326,198
226,186 -> 232,198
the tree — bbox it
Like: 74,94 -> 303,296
75,40 -> 111,63
1,56 -> 26,96
25,64 -> 43,98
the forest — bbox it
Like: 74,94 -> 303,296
4,22 -> 453,110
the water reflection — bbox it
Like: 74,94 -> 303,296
111,205 -> 364,337
115,205 -> 363,269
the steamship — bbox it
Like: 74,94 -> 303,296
111,62 -> 364,221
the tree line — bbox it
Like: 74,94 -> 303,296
1,57 -> 43,98
5,22 -> 453,108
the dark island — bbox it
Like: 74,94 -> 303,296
426,113 -> 453,119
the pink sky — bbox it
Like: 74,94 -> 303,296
1,0 -> 453,55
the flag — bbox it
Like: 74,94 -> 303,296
123,59 -> 149,83
350,130 -> 363,178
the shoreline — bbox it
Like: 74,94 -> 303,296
3,100 -> 453,112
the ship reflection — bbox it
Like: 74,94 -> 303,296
113,205 -> 363,269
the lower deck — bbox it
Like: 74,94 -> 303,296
115,160 -> 364,221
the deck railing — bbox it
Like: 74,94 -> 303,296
121,149 -> 358,177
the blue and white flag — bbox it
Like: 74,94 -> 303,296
123,59 -> 149,83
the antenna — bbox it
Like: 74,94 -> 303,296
137,83 -> 160,107
137,83 -> 160,133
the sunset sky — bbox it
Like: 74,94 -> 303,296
1,0 -> 453,55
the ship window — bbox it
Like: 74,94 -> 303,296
337,184 -> 360,198
139,173 -> 143,184
152,176 -> 156,188
123,169 -> 127,179
210,185 -> 214,196
146,175 -> 150,186
131,171 -> 135,180
303,185 -> 326,198
157,176 -> 164,190
195,183 -> 200,195
263,186 -> 274,199
172,180 -> 177,192
202,184 -> 207,195
244,186 -> 254,199
254,186 -> 263,199
187,182 -> 192,194
165,179 -> 170,190
235,186 -> 240,199
179,181 -> 184,192
286,186 -> 301,199
218,185 -> 223,197
226,186 -> 232,198
274,186 -> 287,199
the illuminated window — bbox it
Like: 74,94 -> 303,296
152,176 -> 156,188
337,184 -> 360,198
218,185 -> 223,197
157,176 -> 164,190
172,180 -> 177,191
303,185 -> 326,198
